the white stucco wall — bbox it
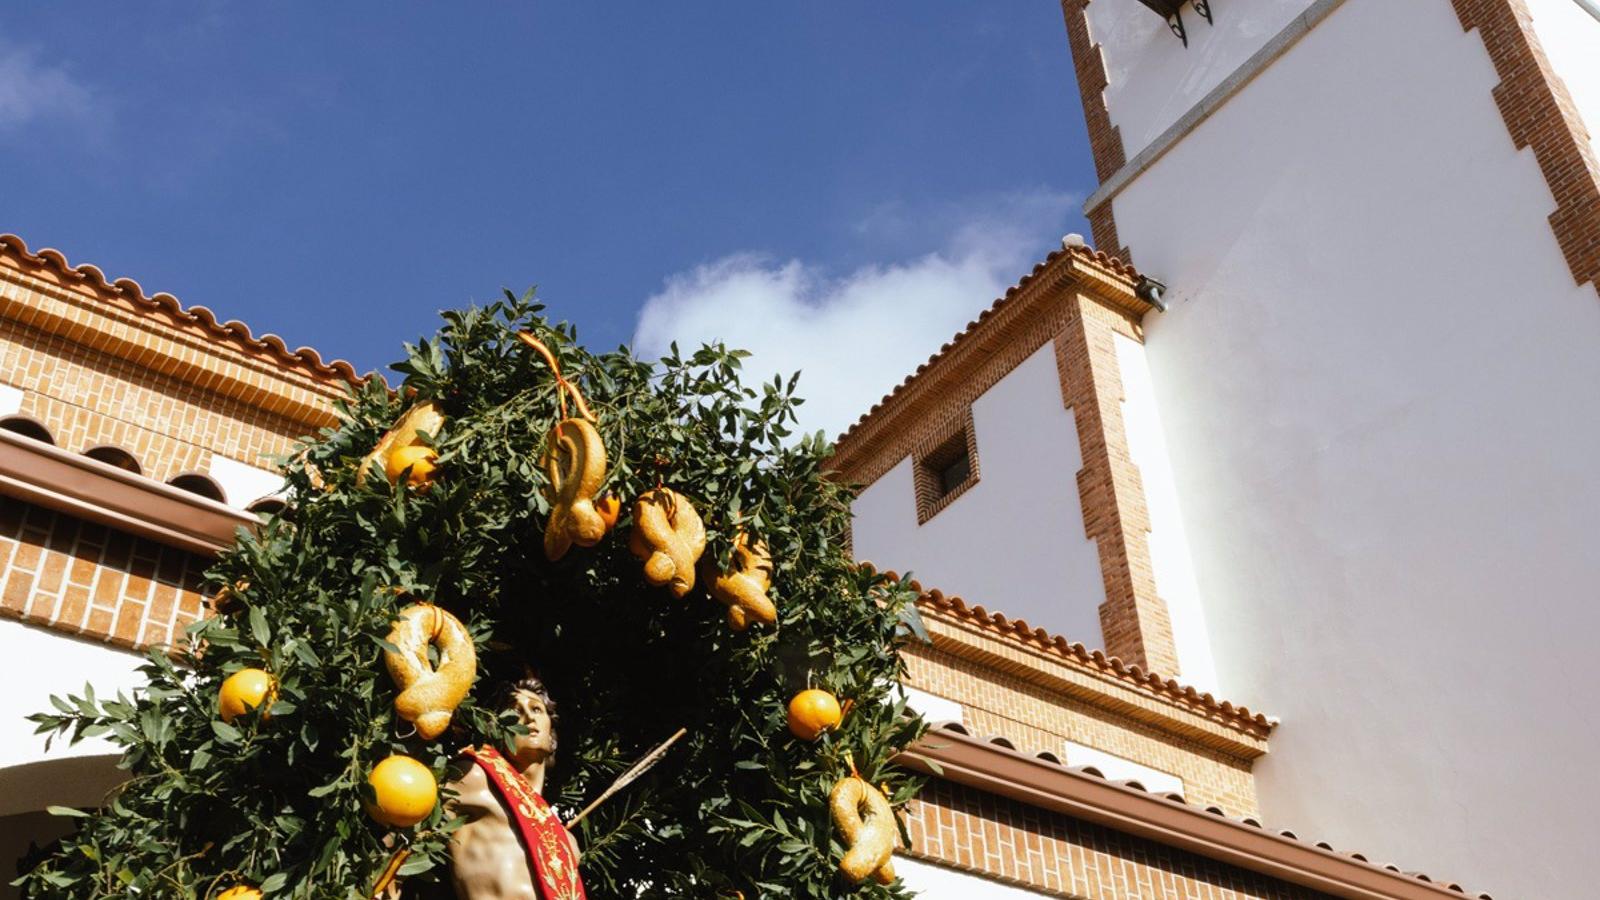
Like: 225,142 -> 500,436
1086,0 -> 1317,155
1063,739 -> 1184,796
897,856 -> 1056,898
0,620 -> 142,773
1113,333 -> 1216,692
850,346 -> 1107,647
1101,0 -> 1600,896
1527,0 -> 1600,145
206,452 -> 286,509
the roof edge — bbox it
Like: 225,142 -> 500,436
0,233 -> 365,387
898,725 -> 1492,900
830,241 -> 1147,477
886,566 -> 1275,740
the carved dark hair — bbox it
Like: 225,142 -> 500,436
495,673 -> 558,761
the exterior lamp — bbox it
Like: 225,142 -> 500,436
1134,0 -> 1213,47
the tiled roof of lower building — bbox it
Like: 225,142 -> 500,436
0,233 -> 364,386
904,723 -> 1493,900
879,565 -> 1275,734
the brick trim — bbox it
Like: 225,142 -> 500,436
913,604 -> 1271,754
911,406 -> 979,524
1452,0 -> 1600,298
832,248 -> 1180,674
1054,297 -> 1178,676
1061,0 -> 1131,260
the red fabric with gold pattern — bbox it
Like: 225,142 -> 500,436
461,746 -> 587,900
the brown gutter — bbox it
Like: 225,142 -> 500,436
897,728 -> 1482,900
0,429 -> 257,556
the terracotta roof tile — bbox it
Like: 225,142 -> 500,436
925,722 -> 1493,899
835,241 -> 1143,447
875,564 -> 1275,732
0,233 -> 364,385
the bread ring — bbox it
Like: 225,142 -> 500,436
542,418 -> 609,561
701,533 -> 776,631
829,775 -> 897,884
383,604 -> 476,740
359,401 -> 446,487
628,488 -> 706,598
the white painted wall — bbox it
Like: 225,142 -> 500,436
206,452 -> 285,510
1102,0 -> 1600,896
897,856 -> 1057,898
850,346 -> 1107,646
1086,0 -> 1317,155
1113,333 -> 1216,692
1063,739 -> 1184,796
1528,0 -> 1600,145
0,619 -> 143,772
0,384 -> 21,416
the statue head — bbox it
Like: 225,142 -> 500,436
496,673 -> 558,769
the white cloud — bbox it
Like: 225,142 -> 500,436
0,41 -> 97,129
633,190 -> 1080,441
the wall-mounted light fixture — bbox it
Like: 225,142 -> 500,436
1135,275 -> 1170,312
1134,0 -> 1214,47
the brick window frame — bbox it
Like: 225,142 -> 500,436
911,408 -> 980,524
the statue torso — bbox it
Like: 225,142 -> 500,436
448,763 -> 542,900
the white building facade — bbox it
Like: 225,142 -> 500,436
1058,1 -> 1597,897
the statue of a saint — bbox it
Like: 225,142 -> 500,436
446,676 -> 586,900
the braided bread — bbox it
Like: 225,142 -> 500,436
383,604 -> 476,740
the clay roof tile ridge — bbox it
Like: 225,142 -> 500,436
924,723 -> 1492,899
1,233 -> 365,385
833,244 -> 1143,449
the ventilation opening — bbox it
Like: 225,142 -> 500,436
167,473 -> 226,504
0,415 -> 55,444
83,445 -> 142,474
247,497 -> 288,517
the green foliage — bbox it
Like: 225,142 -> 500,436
18,293 -> 928,899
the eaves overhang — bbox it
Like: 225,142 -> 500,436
0,429 -> 258,557
897,726 -> 1491,900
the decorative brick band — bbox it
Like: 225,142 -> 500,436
1054,295 -> 1178,676
1060,0 -> 1131,260
910,406 -> 980,524
1452,0 -> 1600,298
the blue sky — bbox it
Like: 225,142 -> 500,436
3,3 -> 1096,436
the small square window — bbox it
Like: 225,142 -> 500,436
913,412 -> 979,523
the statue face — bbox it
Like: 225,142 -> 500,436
509,688 -> 555,763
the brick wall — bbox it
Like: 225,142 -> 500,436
1060,0 -> 1130,261
0,499 -> 210,651
905,646 -> 1258,817
906,779 -> 1318,899
1452,0 -> 1600,299
4,320 -> 309,482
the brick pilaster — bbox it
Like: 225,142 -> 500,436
1452,0 -> 1600,298
1054,292 -> 1178,676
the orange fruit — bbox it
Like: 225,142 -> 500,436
218,668 -> 274,723
385,445 -> 438,487
217,887 -> 262,900
787,689 -> 843,741
365,755 -> 438,828
596,494 -> 621,531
